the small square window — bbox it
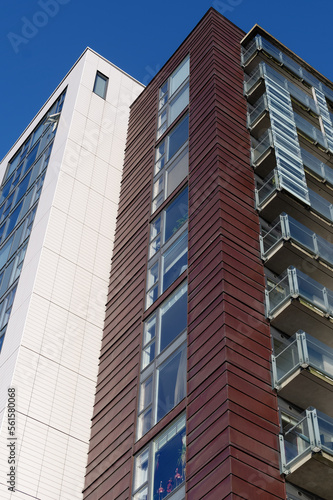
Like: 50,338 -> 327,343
93,72 -> 108,99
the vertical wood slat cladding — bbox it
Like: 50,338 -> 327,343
187,10 -> 285,500
83,8 -> 285,500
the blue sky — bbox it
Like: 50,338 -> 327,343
1,0 -> 332,160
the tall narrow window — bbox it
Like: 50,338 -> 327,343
133,414 -> 186,500
146,188 -> 188,308
153,114 -> 189,212
157,56 -> 190,138
93,71 -> 108,99
138,282 -> 187,439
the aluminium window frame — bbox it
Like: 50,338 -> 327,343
137,336 -> 186,440
93,71 -> 109,99
157,56 -> 190,139
138,281 -> 187,440
133,413 -> 186,500
152,114 -> 189,214
146,225 -> 188,309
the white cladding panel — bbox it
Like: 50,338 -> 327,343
0,49 -> 143,499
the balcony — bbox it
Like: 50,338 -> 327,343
242,35 -> 333,106
266,267 -> 333,346
302,147 -> 333,189
252,129 -> 333,189
295,114 -> 327,150
261,214 -> 333,287
245,62 -> 319,116
280,407 -> 333,499
247,94 -> 270,137
272,331 -> 333,415
256,170 -> 333,240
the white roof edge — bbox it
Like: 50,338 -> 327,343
1,47 -> 144,165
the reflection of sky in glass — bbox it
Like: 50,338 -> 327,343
153,427 -> 186,500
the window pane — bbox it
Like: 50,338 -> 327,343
169,83 -> 189,124
0,236 -> 13,270
153,417 -> 186,497
170,57 -> 190,95
144,315 -> 156,346
157,346 -> 186,422
149,236 -> 161,259
15,171 -> 32,205
134,449 -> 149,491
133,487 -> 148,500
0,176 -> 14,204
147,262 -> 159,289
139,376 -> 153,412
142,342 -> 155,370
6,152 -> 21,180
160,283 -> 187,352
147,285 -> 158,308
138,408 -> 153,439
165,188 -> 188,243
152,192 -> 164,213
168,115 -> 189,161
153,177 -> 164,199
162,232 -> 188,292
24,145 -> 38,173
167,148 -> 188,197
31,122 -> 44,147
93,72 -> 108,99
5,201 -> 23,239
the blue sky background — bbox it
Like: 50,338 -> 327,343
1,0 -> 332,160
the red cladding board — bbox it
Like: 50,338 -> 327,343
187,11 -> 283,500
84,8 -> 284,500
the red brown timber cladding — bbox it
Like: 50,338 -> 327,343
83,8 -> 285,500
186,10 -> 285,500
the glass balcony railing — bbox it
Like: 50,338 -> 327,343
244,62 -> 319,115
252,129 -> 333,189
280,407 -> 333,474
272,330 -> 333,389
294,113 -> 327,148
266,266 -> 333,319
256,169 -> 333,222
247,94 -> 268,128
251,129 -> 273,165
260,213 -> 333,268
242,35 -> 333,105
248,92 -> 326,149
301,148 -> 333,186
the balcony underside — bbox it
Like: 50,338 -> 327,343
264,240 -> 333,288
270,299 -> 333,347
253,147 -> 276,178
246,77 -> 265,104
242,50 -> 264,74
286,451 -> 333,499
278,368 -> 333,416
249,112 -> 270,139
258,190 -> 333,241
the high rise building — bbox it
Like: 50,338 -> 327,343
83,8 -> 333,500
0,48 -> 143,499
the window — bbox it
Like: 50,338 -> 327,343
146,188 -> 188,308
0,92 -> 65,353
93,71 -> 108,99
153,115 -> 189,212
157,56 -> 189,138
138,282 -> 187,439
133,415 -> 186,500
